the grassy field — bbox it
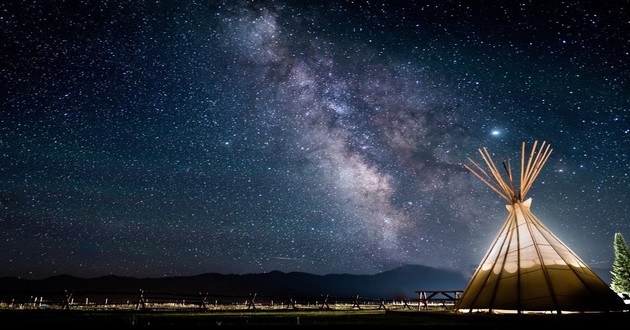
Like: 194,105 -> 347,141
1,308 -> 629,327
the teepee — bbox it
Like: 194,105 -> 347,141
455,141 -> 625,314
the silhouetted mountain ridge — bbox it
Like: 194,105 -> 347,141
0,264 -> 467,299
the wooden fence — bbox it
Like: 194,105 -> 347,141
0,289 -> 461,311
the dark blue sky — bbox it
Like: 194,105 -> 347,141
1,0 -> 628,279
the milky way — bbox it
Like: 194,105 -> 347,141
1,1 -> 628,279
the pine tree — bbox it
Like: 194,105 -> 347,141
610,232 -> 630,294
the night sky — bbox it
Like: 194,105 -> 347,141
1,1 -> 628,280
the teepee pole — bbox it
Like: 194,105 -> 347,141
524,141 -> 546,188
521,140 -> 539,198
502,159 -> 518,203
465,157 -> 501,191
531,143 -> 552,182
519,142 -> 526,200
519,204 -> 561,313
455,209 -> 515,312
465,148 -> 514,202
479,148 -> 513,198
490,212 -> 519,312
522,142 -> 552,198
464,162 -> 512,202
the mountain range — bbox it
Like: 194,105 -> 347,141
0,265 -> 468,302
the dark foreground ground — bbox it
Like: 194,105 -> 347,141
1,308 -> 630,327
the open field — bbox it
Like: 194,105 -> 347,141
1,308 -> 630,327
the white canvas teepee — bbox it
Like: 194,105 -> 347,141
456,141 -> 625,314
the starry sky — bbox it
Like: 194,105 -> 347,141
1,0 -> 628,280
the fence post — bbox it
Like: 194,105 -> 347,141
352,295 -> 361,310
378,298 -> 386,310
198,292 -> 208,310
247,293 -> 257,310
286,296 -> 297,310
136,289 -> 146,310
319,294 -> 330,310
63,290 -> 73,310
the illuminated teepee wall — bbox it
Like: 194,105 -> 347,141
455,141 -> 625,314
